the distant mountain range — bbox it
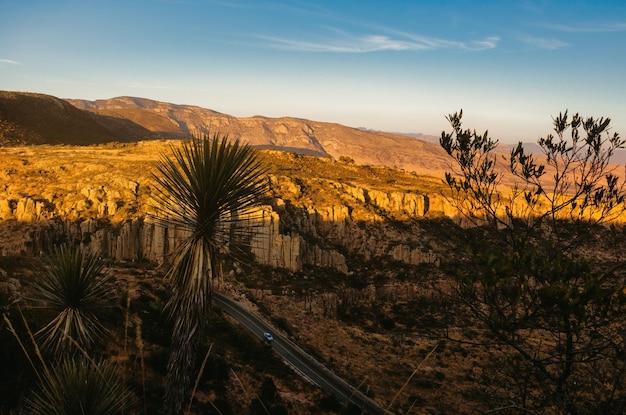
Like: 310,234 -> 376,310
1,91 -> 624,174
357,127 -> 440,143
0,91 -> 454,177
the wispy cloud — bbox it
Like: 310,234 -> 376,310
258,34 -> 430,53
399,31 -> 499,51
547,22 -> 626,33
0,58 -> 23,66
519,35 -> 568,49
258,28 -> 499,53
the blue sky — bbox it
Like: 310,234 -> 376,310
1,0 -> 625,142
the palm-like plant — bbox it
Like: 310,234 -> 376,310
25,358 -> 133,415
152,133 -> 268,414
34,246 -> 115,355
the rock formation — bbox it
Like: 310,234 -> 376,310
0,173 -> 450,273
0,268 -> 22,310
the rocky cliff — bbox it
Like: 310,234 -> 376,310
0,179 -> 447,273
0,143 -> 453,273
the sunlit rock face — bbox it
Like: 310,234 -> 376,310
0,91 -> 461,272
0,116 -> 457,274
0,172 -> 447,273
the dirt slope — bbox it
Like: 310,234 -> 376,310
68,95 -> 453,175
0,91 -> 157,145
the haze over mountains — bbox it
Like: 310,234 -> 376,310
68,95 -> 456,176
0,91 -> 454,177
1,91 -> 625,171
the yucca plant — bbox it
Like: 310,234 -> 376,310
25,358 -> 133,415
152,133 -> 268,414
33,246 -> 116,355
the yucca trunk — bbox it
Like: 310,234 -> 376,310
162,240 -> 218,414
153,133 -> 268,414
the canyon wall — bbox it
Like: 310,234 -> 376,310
0,175 -> 452,273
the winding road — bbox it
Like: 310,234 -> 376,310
214,292 -> 387,415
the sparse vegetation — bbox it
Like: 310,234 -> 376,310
25,358 -> 134,415
0,108 -> 625,414
33,246 -> 116,355
440,110 -> 626,414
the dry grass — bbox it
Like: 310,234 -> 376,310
236,279 -> 464,414
0,141 -> 449,224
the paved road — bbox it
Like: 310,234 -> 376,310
214,292 -> 387,415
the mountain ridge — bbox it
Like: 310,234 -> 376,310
0,91 -> 453,176
5,91 -> 622,177
67,95 -> 452,175
0,91 -> 155,145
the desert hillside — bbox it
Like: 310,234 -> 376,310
0,91 -> 160,145
0,91 -> 452,176
67,95 -> 454,176
4,91 -> 624,177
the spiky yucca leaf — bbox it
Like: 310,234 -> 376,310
152,133 -> 268,240
25,358 -> 133,415
34,246 -> 115,354
152,133 -> 268,414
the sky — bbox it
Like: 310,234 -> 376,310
1,0 -> 626,143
